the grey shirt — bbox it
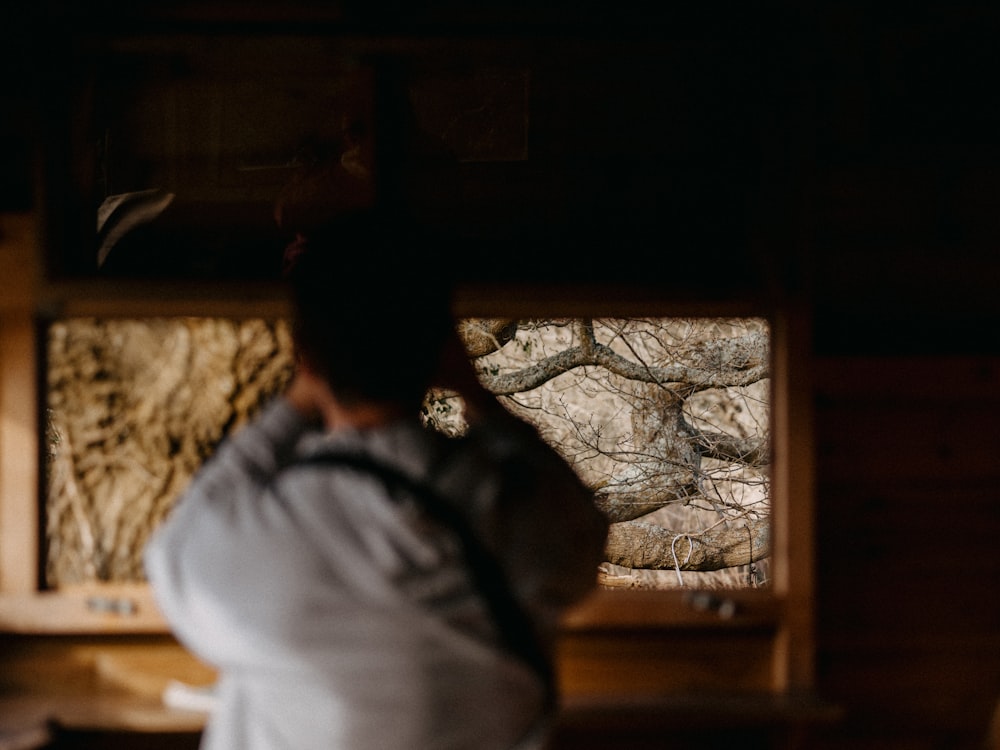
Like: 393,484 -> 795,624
145,397 -> 607,750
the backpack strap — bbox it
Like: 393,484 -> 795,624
293,450 -> 556,709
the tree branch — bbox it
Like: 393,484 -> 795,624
478,330 -> 769,395
693,430 -> 771,467
594,485 -> 696,523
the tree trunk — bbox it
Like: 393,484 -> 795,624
604,516 -> 769,572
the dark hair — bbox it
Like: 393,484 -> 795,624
286,209 -> 454,409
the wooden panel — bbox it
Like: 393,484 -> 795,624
814,356 -> 1000,401
817,635 -> 1000,733
0,214 -> 39,313
551,691 -> 840,750
557,627 -> 776,697
0,634 -> 213,739
815,403 -> 1000,482
819,484 -> 1000,595
812,355 -> 1000,746
0,215 -> 41,596
44,728 -> 202,750
0,584 -> 171,634
814,357 -> 1000,482
0,313 -> 39,595
769,307 -> 817,692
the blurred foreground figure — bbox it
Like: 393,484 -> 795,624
145,209 -> 609,750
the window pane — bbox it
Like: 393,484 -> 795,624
44,317 -> 294,584
44,316 -> 770,590
428,317 -> 772,590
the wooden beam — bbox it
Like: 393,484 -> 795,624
0,214 -> 41,594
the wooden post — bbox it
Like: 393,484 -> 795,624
769,304 -> 816,691
0,213 -> 41,594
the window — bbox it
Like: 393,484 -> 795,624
1,280 -> 813,699
43,316 -> 293,585
40,315 -> 771,592
439,316 -> 773,591
1,21 -> 816,704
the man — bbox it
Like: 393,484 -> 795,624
144,209 -> 609,750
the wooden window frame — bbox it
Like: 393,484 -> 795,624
0,214 -> 816,695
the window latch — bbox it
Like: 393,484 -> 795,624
684,591 -> 739,620
86,595 -> 138,616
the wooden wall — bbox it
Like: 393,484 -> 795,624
810,357 -> 1000,749
1,2 -> 1000,749
804,6 -> 1000,746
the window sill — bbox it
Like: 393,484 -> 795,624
0,584 -> 169,634
561,587 -> 783,632
0,584 -> 782,635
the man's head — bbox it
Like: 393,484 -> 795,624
286,210 -> 454,411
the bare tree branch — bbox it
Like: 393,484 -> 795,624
593,486 -> 697,523
693,430 -> 771,467
477,330 -> 769,395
